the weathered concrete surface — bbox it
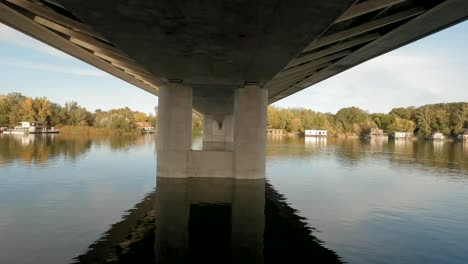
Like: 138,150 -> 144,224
53,0 -> 355,114
4,1 -> 468,115
189,150 -> 233,178
202,115 -> 233,144
202,114 -> 234,151
156,83 -> 193,178
233,86 -> 268,179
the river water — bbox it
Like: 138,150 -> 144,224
0,134 -> 467,264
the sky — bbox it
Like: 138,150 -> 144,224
1,20 -> 468,114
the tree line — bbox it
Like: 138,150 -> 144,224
0,93 -> 158,132
267,103 -> 468,138
0,92 -> 206,133
2,92 -> 467,137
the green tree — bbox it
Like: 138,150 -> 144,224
335,107 -> 370,135
192,114 -> 203,132
33,97 -> 52,123
134,112 -> 147,123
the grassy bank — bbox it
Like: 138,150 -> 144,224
59,126 -> 143,137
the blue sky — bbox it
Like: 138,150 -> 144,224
1,21 -> 468,114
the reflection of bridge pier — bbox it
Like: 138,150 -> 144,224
74,178 -> 341,263
155,178 -> 265,263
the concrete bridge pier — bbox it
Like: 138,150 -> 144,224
157,84 -> 267,179
156,83 -> 193,178
233,86 -> 268,179
202,115 -> 234,151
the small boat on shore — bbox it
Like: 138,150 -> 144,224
430,132 -> 445,141
364,128 -> 388,140
2,121 -> 59,135
458,129 -> 468,142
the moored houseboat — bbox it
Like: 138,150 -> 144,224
458,129 -> 468,142
430,132 -> 445,141
393,131 -> 414,140
305,129 -> 327,137
135,121 -> 155,134
365,128 -> 388,140
267,128 -> 286,135
2,121 -> 59,135
0,126 -> 9,134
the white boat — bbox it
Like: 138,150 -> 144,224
305,129 -> 327,137
458,129 -> 468,142
2,121 -> 59,135
430,132 -> 445,141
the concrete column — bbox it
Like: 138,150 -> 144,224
157,84 -> 193,178
203,115 -> 234,151
233,85 -> 268,179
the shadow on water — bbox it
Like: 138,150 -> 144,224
73,179 -> 342,264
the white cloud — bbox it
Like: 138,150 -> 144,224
0,59 -> 107,77
274,51 -> 468,113
0,23 -> 71,59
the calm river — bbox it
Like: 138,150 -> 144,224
1,134 -> 468,263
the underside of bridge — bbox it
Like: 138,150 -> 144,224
1,0 -> 468,178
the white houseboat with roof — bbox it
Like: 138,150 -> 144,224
393,131 -> 414,140
365,128 -> 388,140
305,129 -> 327,137
430,132 -> 445,141
3,121 -> 59,135
458,129 -> 468,142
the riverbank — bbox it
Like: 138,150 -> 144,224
59,126 -> 144,137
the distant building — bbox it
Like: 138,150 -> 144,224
458,129 -> 468,142
305,130 -> 327,137
135,121 -> 155,133
394,131 -> 413,139
267,129 -> 285,135
366,128 -> 388,140
431,132 -> 445,140
135,121 -> 150,128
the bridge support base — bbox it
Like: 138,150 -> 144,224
157,85 -> 267,179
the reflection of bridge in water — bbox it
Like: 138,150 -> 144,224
73,178 -> 342,264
